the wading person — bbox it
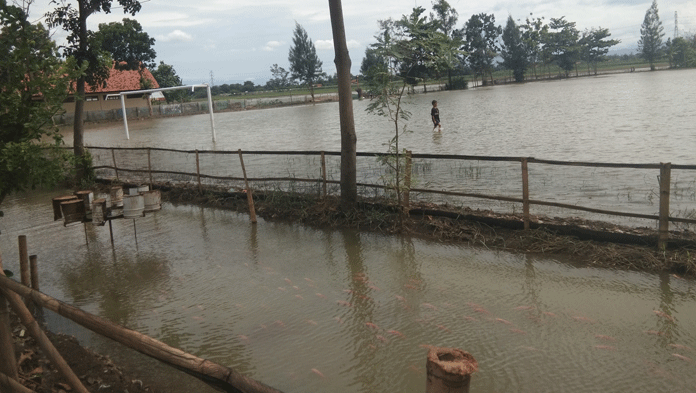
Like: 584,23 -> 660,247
431,100 -> 441,132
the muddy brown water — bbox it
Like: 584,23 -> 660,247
2,70 -> 696,392
2,188 -> 696,393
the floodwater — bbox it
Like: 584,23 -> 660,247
2,70 -> 695,392
1,189 -> 696,393
64,68 -> 696,227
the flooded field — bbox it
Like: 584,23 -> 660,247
2,189 -> 696,392
65,68 -> 696,228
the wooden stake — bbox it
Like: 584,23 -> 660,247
0,275 -> 284,393
321,151 -> 327,198
18,235 -> 30,287
0,292 -> 18,382
148,148 -> 153,189
521,158 -> 530,230
30,255 -> 39,292
658,162 -> 671,250
403,150 -> 412,210
239,149 -> 257,223
195,149 -> 202,193
112,148 -> 119,181
0,277 -> 89,393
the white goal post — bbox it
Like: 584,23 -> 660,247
106,84 -> 216,142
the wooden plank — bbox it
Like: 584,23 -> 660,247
0,275 -> 283,393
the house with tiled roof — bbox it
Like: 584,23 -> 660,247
62,63 -> 159,113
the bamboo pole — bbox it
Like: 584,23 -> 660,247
0,275 -> 284,393
0,371 -> 34,393
321,151 -> 327,198
195,149 -> 202,193
0,274 -> 89,393
0,291 -> 18,382
521,158 -> 530,230
658,162 -> 671,250
18,236 -> 30,287
238,149 -> 257,224
112,148 -> 119,181
403,150 -> 412,210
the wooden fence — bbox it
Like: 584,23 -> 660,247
88,147 -> 696,249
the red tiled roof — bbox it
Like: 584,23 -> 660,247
77,63 -> 160,93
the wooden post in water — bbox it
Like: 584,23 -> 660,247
321,151 -> 327,198
195,149 -> 202,193
30,255 -> 39,292
112,148 -> 119,181
18,235 -> 30,287
658,162 -> 671,250
426,347 -> 478,393
148,148 -> 153,189
521,158 -> 530,230
238,149 -> 257,223
403,150 -> 412,210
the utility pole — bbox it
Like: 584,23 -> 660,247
674,11 -> 678,38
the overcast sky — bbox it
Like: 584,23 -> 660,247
27,0 -> 696,85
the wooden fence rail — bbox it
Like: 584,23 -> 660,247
88,147 -> 696,249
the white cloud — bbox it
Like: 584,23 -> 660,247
157,30 -> 194,42
262,41 -> 285,51
314,39 -> 334,50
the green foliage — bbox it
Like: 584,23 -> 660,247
638,0 -> 665,70
579,27 -> 620,75
520,15 -> 547,79
93,18 -> 156,71
462,13 -> 501,83
547,17 -> 580,76
151,61 -> 188,103
667,36 -> 696,68
501,16 -> 528,82
288,22 -> 324,100
0,1 -> 76,204
266,64 -> 290,90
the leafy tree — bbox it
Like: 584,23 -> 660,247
520,14 -> 547,79
638,0 -> 665,71
150,61 -> 187,103
45,0 -> 143,174
93,18 -> 156,73
547,17 -> 580,77
430,0 -> 461,87
1,1 -> 74,205
266,63 -> 290,90
394,6 -> 439,88
360,47 -> 387,82
666,35 -> 696,68
288,22 -> 323,101
501,16 -> 528,82
463,13 -> 501,84
579,27 -> 620,75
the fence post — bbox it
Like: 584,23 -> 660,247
404,150 -> 412,210
30,255 -> 39,292
521,158 -> 530,230
658,162 -> 671,250
111,148 -> 119,181
238,150 -> 257,224
148,148 -> 153,189
0,255 -> 18,382
321,152 -> 327,198
195,150 -> 202,193
18,235 -> 30,287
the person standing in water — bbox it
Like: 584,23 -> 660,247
431,100 -> 441,132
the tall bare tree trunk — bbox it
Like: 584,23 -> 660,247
328,0 -> 357,208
